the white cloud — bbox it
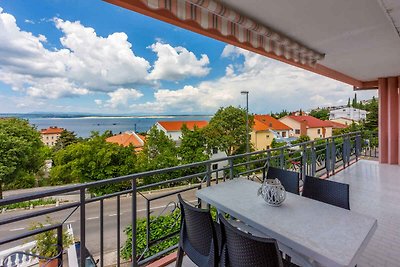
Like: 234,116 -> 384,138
103,88 -> 143,109
148,42 -> 210,81
129,45 -> 377,114
0,8 -> 151,100
24,19 -> 35,24
94,99 -> 103,105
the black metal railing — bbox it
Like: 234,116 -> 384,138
0,131 -> 377,266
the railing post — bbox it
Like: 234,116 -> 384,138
301,144 -> 307,181
331,139 -> 336,175
206,163 -> 211,186
79,188 -> 86,267
229,158 -> 234,180
325,139 -> 331,177
131,179 -> 137,267
57,225 -> 63,267
355,133 -> 361,161
311,142 -> 316,177
100,199 -> 104,267
279,148 -> 284,169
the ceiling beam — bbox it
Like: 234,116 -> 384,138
104,0 -> 364,88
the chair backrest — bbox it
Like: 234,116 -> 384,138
302,176 -> 350,210
177,195 -> 218,266
218,214 -> 283,267
266,166 -> 300,194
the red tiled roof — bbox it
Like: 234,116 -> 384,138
40,127 -> 64,134
253,115 -> 291,131
327,121 -> 348,129
287,115 -> 332,128
157,121 -> 208,131
106,133 -> 144,148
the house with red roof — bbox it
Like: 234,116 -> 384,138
154,120 -> 227,177
40,126 -> 64,147
155,120 -> 208,144
279,115 -> 333,140
106,131 -> 146,152
251,115 -> 292,150
327,120 -> 348,130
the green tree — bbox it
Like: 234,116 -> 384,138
139,127 -> 178,168
50,132 -> 137,195
309,108 -> 330,120
364,97 -> 378,131
203,106 -> 254,155
352,93 -> 357,108
291,135 -> 311,144
347,97 -> 351,107
53,129 -> 80,152
271,138 -> 286,148
0,118 -> 45,198
178,125 -> 209,164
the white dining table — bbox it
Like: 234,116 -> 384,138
196,178 -> 377,267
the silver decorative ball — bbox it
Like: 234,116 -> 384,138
258,179 -> 286,206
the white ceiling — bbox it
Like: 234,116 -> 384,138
219,0 -> 400,81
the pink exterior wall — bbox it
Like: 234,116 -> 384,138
379,76 -> 400,164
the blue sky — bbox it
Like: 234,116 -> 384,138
0,0 -> 377,115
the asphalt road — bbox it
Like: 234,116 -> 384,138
0,187 -> 198,259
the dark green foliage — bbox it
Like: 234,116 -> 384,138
271,138 -> 286,148
53,129 -> 80,152
3,198 -> 56,210
309,108 -> 329,120
178,125 -> 209,164
352,93 -> 357,108
121,210 -> 181,260
271,110 -> 289,119
291,135 -> 310,144
364,97 -> 378,131
30,217 -> 73,258
0,118 -> 46,198
204,106 -> 254,155
50,132 -> 137,195
136,127 -> 180,186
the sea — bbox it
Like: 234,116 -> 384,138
1,114 -> 212,138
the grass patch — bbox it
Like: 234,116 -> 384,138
2,198 -> 57,210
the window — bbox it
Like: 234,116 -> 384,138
317,129 -> 321,134
266,135 -> 270,138
212,164 -> 218,170
282,132 -> 286,137
295,129 -> 300,134
212,148 -> 218,154
266,146 -> 270,149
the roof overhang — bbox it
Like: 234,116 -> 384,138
105,0 -> 400,90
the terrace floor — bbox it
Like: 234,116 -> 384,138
167,160 -> 400,267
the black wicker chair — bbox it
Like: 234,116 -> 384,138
176,194 -> 220,267
218,214 -> 298,267
266,167 -> 300,195
302,175 -> 350,210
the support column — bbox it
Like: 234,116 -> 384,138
388,77 -> 399,164
399,77 -> 400,165
379,78 -> 389,163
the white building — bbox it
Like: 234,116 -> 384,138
329,107 -> 367,122
154,121 -> 228,178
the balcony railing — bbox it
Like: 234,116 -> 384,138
0,131 -> 378,267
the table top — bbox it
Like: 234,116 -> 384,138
196,178 -> 377,267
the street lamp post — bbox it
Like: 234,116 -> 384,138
241,91 -> 249,174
